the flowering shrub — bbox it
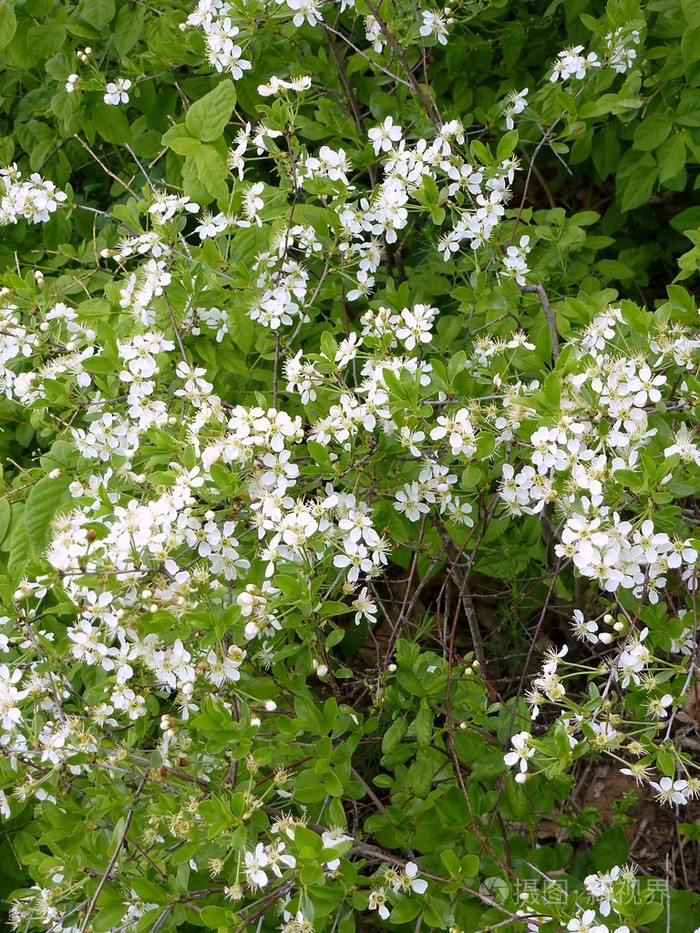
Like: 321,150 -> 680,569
1,0 -> 700,932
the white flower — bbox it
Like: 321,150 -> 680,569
321,827 -> 352,848
504,732 -> 534,775
567,909 -> 608,933
649,776 -> 690,806
244,843 -> 269,889
399,862 -> 428,895
285,0 -> 322,28
368,887 -> 390,920
368,116 -> 403,155
419,10 -> 449,45
351,587 -> 377,625
104,78 -> 132,105
502,88 -> 528,130
394,483 -> 429,522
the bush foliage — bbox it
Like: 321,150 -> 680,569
1,0 -> 700,931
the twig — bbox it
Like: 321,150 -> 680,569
78,774 -> 148,933
323,23 -> 414,90
72,136 -> 136,196
520,283 -> 560,360
364,0 -> 442,126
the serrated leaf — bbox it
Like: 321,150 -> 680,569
24,475 -> 71,553
186,81 -> 237,142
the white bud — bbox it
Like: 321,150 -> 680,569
48,468 -> 61,479
150,604 -> 158,613
387,663 -> 397,672
142,589 -> 152,599
39,321 -> 50,332
264,699 -> 277,711
599,632 -> 613,645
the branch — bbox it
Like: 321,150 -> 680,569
520,283 -> 560,360
78,774 -> 148,933
363,0 -> 443,127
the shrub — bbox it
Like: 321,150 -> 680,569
1,1 -> 700,932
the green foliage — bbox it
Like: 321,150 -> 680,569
1,1 -> 700,932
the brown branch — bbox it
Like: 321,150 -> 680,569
363,0 -> 442,127
520,283 -> 560,360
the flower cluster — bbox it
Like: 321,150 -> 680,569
0,165 -> 67,225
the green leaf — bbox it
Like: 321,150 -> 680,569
170,135 -> 201,156
194,144 -> 229,201
497,128 -> 518,160
24,475 -> 71,553
0,499 -> 11,549
199,906 -> 232,928
82,355 -> 118,374
390,898 -> 422,924
685,0 -> 700,27
77,0 -> 115,29
7,507 -> 31,580
592,828 -> 628,872
676,93 -> 700,126
27,23 -> 65,57
657,134 -> 687,184
633,113 -> 672,152
440,849 -> 461,877
592,125 -> 620,179
114,2 -> 144,57
414,702 -> 433,748
0,3 -> 17,51
92,103 -> 132,145
656,748 -> 675,777
307,440 -> 331,469
93,905 -> 126,932
682,25 -> 700,70
186,81 -> 237,142
382,716 -> 408,755
617,151 -> 657,211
